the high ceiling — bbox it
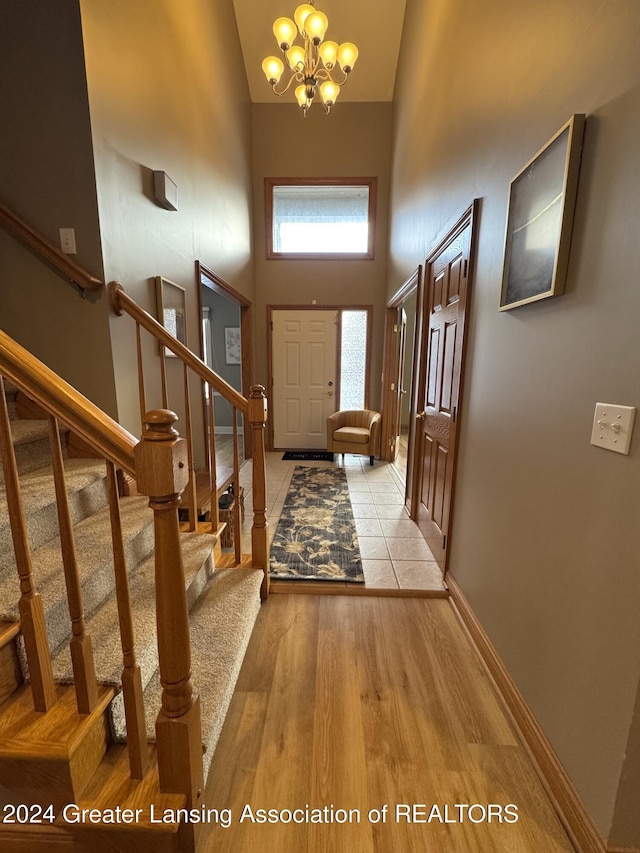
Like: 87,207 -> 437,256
232,0 -> 407,104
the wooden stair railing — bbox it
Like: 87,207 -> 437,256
0,331 -> 212,799
109,280 -> 270,598
0,333 -> 148,779
0,202 -> 104,293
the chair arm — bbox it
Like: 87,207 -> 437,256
326,411 -> 346,432
368,412 -> 382,450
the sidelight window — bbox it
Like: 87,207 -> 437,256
339,310 -> 369,410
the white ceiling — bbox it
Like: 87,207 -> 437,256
232,0 -> 407,104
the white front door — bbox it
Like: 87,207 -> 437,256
272,310 -> 337,449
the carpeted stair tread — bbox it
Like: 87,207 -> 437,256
1,381 -> 19,397
0,419 -> 69,482
2,381 -> 20,420
0,496 -> 154,655
51,532 -> 216,739
0,459 -> 108,564
141,568 -> 262,774
5,418 -> 50,446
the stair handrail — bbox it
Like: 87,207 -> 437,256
0,202 -> 104,292
0,330 -> 136,474
110,280 -> 270,597
109,281 -> 247,413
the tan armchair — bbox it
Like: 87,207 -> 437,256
326,409 -> 382,466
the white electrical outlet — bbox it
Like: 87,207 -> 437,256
590,403 -> 636,455
59,227 -> 77,255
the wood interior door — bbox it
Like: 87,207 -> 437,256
415,210 -> 474,572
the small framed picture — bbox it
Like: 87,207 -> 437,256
499,114 -> 585,311
155,277 -> 187,356
224,327 -> 241,364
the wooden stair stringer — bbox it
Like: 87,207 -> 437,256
0,622 -> 22,706
64,744 -> 196,853
0,821 -> 74,853
0,683 -> 115,809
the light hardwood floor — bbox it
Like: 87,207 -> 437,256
201,595 -> 574,852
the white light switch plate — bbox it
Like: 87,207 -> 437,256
59,227 -> 76,254
591,402 -> 636,455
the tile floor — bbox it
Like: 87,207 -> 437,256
237,452 -> 446,592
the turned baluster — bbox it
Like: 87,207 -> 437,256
105,460 -> 148,779
136,323 -> 147,424
48,415 -> 98,714
232,409 -> 241,565
248,386 -> 269,598
183,364 -> 198,531
0,377 -> 56,710
134,410 -> 204,806
207,383 -> 219,534
160,342 -> 169,409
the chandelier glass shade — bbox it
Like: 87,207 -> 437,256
261,1 -> 358,115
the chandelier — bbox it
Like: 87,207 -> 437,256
261,2 -> 359,115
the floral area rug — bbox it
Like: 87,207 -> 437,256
269,466 -> 364,583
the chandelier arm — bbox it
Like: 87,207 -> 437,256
312,67 -> 349,87
325,68 -> 350,86
283,49 -> 302,74
272,70 -> 304,97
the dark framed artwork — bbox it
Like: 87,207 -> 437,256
499,114 -> 585,311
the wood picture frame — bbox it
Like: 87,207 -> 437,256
155,276 -> 187,356
499,114 -> 585,311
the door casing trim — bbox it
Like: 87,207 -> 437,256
197,262 -> 254,459
380,266 -> 423,513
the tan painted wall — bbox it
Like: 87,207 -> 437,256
389,0 -> 640,842
251,102 -> 392,421
79,0 -> 254,447
0,0 -> 116,416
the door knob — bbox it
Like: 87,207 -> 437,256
416,411 -> 425,420
327,391 -> 334,397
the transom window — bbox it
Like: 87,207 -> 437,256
266,178 -> 376,260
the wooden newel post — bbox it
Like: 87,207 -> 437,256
135,410 -> 204,807
248,386 -> 269,599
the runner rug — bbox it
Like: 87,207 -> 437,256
269,466 -> 364,583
